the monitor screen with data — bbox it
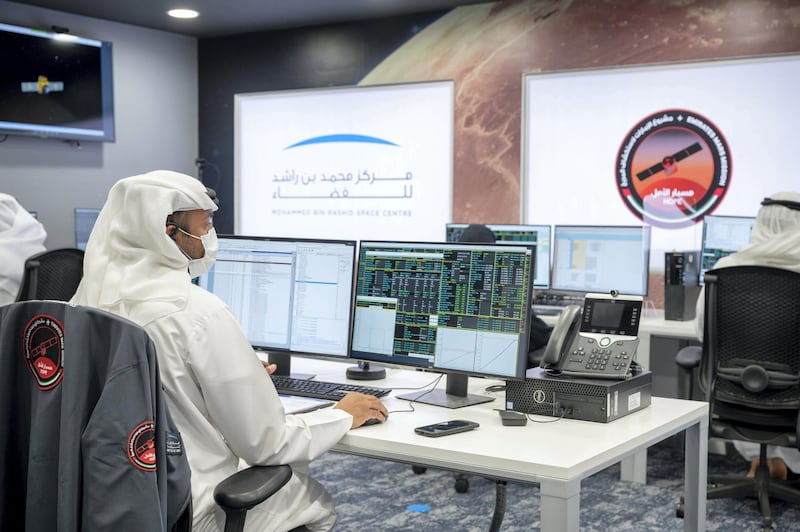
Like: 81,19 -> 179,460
551,225 -> 651,296
198,236 -> 356,362
446,223 -> 551,290
700,215 -> 755,283
351,241 -> 534,380
74,208 -> 101,250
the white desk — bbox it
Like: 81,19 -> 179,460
294,358 -> 709,532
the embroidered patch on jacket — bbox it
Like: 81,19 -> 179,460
128,421 -> 157,471
23,314 -> 65,390
166,432 -> 183,456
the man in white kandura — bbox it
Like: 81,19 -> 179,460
71,170 -> 387,531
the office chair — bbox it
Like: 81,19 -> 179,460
0,300 -> 292,532
15,247 -> 85,302
674,266 -> 800,530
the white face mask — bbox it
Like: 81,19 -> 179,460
177,227 -> 218,277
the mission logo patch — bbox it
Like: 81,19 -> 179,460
128,421 -> 157,472
616,109 -> 731,228
23,314 -> 65,390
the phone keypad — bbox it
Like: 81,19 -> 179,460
567,337 -> 636,377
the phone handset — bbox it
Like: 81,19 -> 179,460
540,305 -> 582,371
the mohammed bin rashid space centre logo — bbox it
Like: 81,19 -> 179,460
616,109 -> 732,228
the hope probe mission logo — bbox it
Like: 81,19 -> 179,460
616,109 -> 732,228
23,314 -> 65,390
128,421 -> 157,471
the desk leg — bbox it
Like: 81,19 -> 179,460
683,418 -> 709,531
539,477 -> 581,532
620,449 -> 647,483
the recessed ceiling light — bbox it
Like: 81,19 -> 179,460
167,8 -> 199,19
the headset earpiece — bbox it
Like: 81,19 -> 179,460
205,187 -> 219,207
165,216 -> 178,239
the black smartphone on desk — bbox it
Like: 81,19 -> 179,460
414,420 -> 479,437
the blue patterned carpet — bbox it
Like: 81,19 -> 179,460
309,437 -> 800,531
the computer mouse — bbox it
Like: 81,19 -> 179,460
361,417 -> 385,427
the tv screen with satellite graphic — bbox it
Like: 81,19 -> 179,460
0,21 -> 114,142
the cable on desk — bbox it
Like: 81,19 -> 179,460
496,406 -> 567,423
525,410 -> 566,423
387,373 -> 445,415
388,373 -> 446,392
494,407 -> 565,423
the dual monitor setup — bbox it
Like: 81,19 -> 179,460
197,236 -> 536,409
447,223 -> 651,297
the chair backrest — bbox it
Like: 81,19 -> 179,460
15,248 -> 85,302
700,266 -> 800,423
0,300 -> 191,531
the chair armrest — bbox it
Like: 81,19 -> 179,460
213,465 -> 292,512
675,345 -> 702,371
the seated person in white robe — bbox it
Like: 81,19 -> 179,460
71,170 -> 388,531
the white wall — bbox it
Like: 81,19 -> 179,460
0,1 -> 198,248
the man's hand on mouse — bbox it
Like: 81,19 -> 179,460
334,392 -> 388,428
260,360 -> 278,375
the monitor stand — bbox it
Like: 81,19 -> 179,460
268,352 -> 315,381
396,373 -> 494,409
346,360 -> 386,381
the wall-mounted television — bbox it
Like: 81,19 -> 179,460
0,21 -> 114,142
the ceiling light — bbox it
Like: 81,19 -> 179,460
48,25 -> 77,41
53,33 -> 78,41
167,8 -> 199,19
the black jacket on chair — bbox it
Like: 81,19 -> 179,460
0,300 -> 191,531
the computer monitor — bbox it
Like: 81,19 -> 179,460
352,241 -> 535,408
197,235 -> 357,379
551,225 -> 651,296
446,223 -> 551,289
700,214 -> 756,283
74,208 -> 101,251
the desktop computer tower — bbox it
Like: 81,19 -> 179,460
664,251 -> 702,321
505,368 -> 652,423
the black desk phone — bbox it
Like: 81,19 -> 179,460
540,292 -> 642,379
